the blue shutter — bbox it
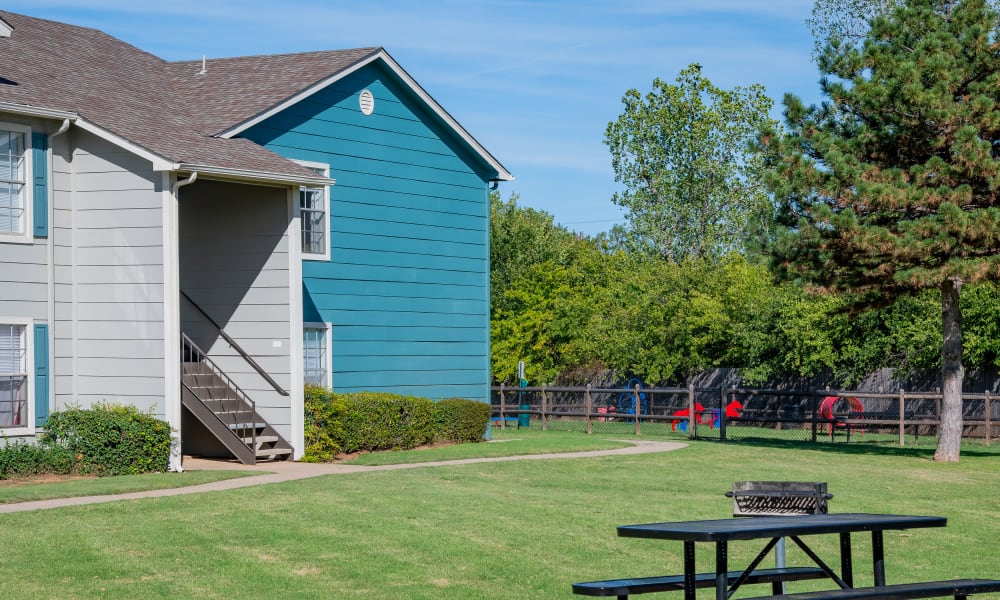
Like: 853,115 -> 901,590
33,324 -> 49,427
31,132 -> 48,238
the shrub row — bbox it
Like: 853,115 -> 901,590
303,387 -> 491,462
0,404 -> 171,480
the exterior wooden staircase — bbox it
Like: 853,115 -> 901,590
181,331 -> 293,465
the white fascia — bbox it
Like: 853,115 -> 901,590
216,49 -> 513,182
177,163 -> 335,189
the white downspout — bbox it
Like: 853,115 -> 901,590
166,171 -> 197,472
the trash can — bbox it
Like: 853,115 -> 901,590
518,404 -> 530,428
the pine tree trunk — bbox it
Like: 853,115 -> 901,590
934,277 -> 963,462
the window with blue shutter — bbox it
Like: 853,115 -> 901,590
33,323 -> 49,427
31,132 -> 48,237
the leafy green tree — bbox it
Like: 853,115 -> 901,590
489,191 -> 578,311
604,64 -> 777,262
764,0 -> 1000,460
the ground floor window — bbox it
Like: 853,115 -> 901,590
304,324 -> 330,388
0,323 -> 27,427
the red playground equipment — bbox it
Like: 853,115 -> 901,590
819,396 -> 862,436
671,402 -> 707,432
708,400 -> 744,429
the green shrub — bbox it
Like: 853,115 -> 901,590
435,398 -> 490,443
0,441 -> 77,480
41,404 -> 171,476
339,392 -> 436,453
303,386 -> 346,462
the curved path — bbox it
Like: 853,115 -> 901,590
0,439 -> 686,514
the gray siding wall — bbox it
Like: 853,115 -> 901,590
0,114 -> 48,321
179,180 -> 293,439
52,130 -> 166,417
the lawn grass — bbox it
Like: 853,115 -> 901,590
343,429 -> 634,465
0,434 -> 996,599
0,470 -> 258,505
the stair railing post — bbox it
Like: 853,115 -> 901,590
586,384 -> 593,435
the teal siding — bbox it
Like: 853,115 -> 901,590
244,61 -> 495,401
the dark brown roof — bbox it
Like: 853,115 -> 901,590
0,10 -> 365,181
168,48 -> 381,136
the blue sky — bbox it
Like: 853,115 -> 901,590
6,1 -> 822,235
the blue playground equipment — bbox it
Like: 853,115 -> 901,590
616,378 -> 648,416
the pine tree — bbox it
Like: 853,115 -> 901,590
764,0 -> 1000,461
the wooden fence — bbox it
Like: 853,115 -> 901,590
490,384 -> 996,445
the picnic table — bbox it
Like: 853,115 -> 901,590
574,513 -> 999,600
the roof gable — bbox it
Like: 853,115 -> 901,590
0,16 -> 11,38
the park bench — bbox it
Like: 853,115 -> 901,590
741,578 -> 1000,600
572,566 -> 829,599
574,482 -> 833,599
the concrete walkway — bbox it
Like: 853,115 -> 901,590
0,439 -> 686,514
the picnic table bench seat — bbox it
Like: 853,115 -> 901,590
572,566 -> 828,598
742,579 -> 1000,600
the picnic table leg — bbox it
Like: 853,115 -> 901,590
684,541 -> 696,600
840,532 -> 854,588
872,530 -> 885,586
715,541 -> 728,600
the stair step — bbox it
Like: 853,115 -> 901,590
241,435 -> 279,445
256,447 -> 293,458
228,422 -> 266,430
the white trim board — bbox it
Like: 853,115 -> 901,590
217,49 -> 513,182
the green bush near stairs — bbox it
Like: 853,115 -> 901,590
41,404 -> 171,476
303,387 -> 490,462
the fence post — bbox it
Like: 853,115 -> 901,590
634,384 -> 641,436
985,390 -> 992,446
719,385 -> 728,441
899,389 -> 905,446
499,383 -> 506,430
586,383 -> 593,435
541,385 -> 548,432
811,393 -> 819,443
688,383 -> 696,440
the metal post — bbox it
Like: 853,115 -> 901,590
586,384 -> 593,435
688,383 -> 696,440
683,541 -> 696,600
775,536 -> 787,593
715,541 -> 728,600
719,385 -> 728,441
811,394 -> 818,443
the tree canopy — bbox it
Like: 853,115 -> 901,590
764,0 -> 1000,461
604,64 -> 777,262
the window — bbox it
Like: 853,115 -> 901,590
294,160 -> 329,260
0,127 -> 28,236
0,323 -> 27,427
303,324 -> 330,388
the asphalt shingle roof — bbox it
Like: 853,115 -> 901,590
0,11 -> 374,182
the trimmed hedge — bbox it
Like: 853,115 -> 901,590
0,441 -> 77,480
435,398 -> 492,443
41,404 -> 171,476
303,389 -> 490,462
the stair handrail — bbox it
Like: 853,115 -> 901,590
181,290 -> 289,397
182,332 -> 257,455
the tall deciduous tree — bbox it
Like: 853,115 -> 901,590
605,65 -> 777,262
764,0 -> 1000,461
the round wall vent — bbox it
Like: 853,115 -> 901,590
359,89 -> 375,116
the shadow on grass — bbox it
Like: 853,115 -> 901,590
701,436 -> 1000,459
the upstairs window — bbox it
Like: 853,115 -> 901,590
295,160 -> 330,260
0,127 -> 27,236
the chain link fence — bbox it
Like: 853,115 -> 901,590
490,385 -> 999,447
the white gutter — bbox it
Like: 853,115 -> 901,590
171,171 -> 198,196
177,163 -> 335,188
0,102 -> 76,121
